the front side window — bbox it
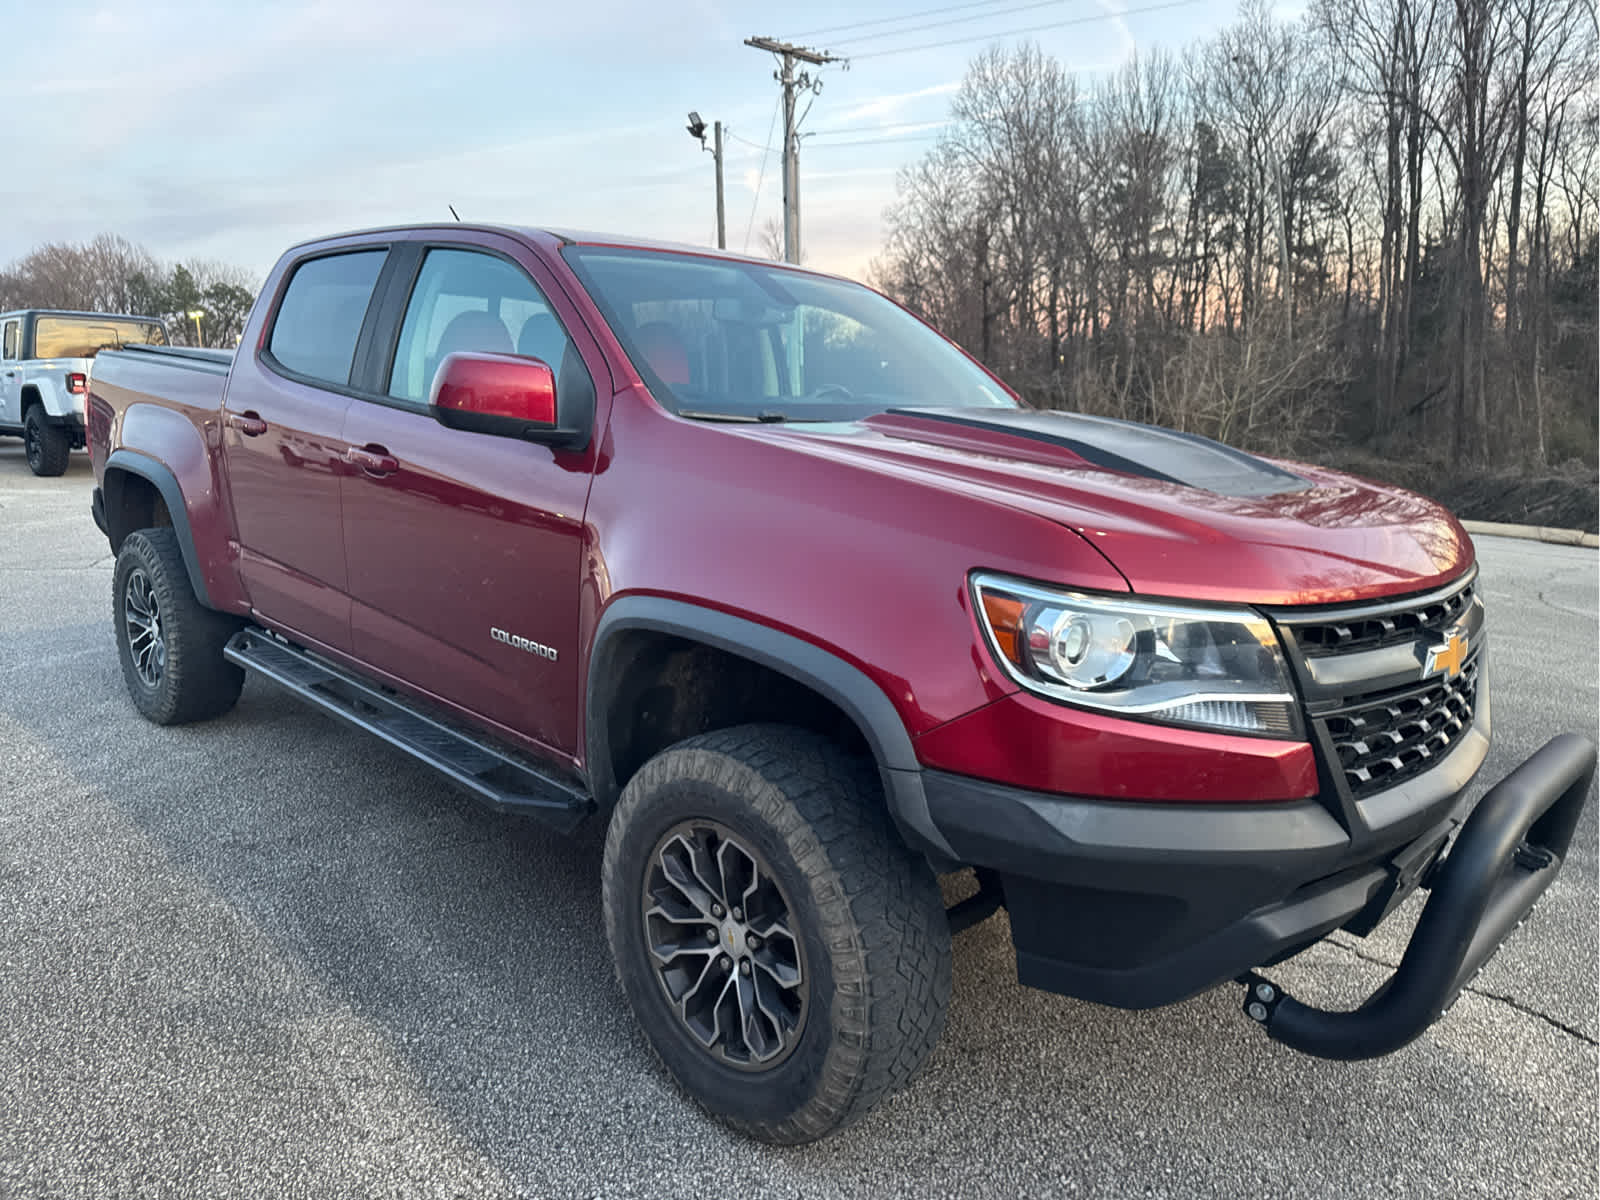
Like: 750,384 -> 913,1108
267,250 -> 387,386
1,321 -> 17,360
388,248 -> 572,406
33,316 -> 166,359
563,247 -> 1019,422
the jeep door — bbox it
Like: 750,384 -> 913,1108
338,238 -> 601,762
1,318 -> 22,426
220,248 -> 389,653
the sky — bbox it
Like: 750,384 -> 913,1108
5,0 -> 1293,285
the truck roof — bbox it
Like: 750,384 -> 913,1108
282,223 -> 850,281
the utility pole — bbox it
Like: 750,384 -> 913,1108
713,121 -> 725,251
744,37 -> 838,265
686,112 -> 726,250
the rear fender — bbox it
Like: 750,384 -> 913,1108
103,404 -> 244,612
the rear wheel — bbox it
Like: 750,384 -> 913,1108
602,724 -> 952,1144
113,528 -> 244,724
23,406 -> 69,476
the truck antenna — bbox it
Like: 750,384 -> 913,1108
448,204 -> 461,222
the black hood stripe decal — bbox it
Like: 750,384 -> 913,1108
885,408 -> 1311,499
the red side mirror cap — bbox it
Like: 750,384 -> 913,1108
431,351 -> 558,436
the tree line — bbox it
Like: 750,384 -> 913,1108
870,0 -> 1597,470
0,234 -> 258,349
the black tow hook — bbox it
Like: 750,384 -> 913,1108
1240,733 -> 1595,1061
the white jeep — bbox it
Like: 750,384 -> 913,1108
1,309 -> 169,475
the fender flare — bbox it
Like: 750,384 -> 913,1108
584,595 -> 957,861
102,449 -> 214,608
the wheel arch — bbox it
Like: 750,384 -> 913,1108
584,595 -> 957,862
102,449 -> 213,608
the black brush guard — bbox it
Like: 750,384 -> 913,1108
1241,733 -> 1595,1060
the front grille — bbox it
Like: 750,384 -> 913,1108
1324,656 -> 1480,798
1296,581 -> 1475,657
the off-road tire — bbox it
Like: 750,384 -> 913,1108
602,724 -> 952,1144
23,406 -> 69,476
113,528 -> 244,725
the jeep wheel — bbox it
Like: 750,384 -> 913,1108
113,528 -> 244,724
602,724 -> 952,1144
23,407 -> 70,477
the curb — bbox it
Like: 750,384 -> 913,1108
1460,519 -> 1599,548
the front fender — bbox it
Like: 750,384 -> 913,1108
584,594 -> 957,862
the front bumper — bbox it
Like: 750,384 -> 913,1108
1242,732 -> 1595,1059
910,668 -> 1592,1052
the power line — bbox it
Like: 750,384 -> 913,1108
788,0 -> 1018,41
829,0 -> 1089,48
849,0 -> 1207,59
742,95 -> 781,253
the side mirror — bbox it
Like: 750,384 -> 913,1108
429,351 -> 583,446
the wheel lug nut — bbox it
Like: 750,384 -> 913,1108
711,903 -> 724,918
719,955 -> 732,971
746,933 -> 762,950
739,960 -> 751,976
704,929 -> 717,944
731,907 -> 743,921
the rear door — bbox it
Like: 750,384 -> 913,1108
1,318 -> 22,426
338,237 -> 601,759
220,248 -> 388,653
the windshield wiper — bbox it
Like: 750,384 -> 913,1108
679,410 -> 800,424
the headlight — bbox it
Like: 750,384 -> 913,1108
972,572 -> 1303,739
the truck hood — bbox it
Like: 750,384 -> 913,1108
733,407 -> 1472,606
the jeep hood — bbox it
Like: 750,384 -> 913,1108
733,407 -> 1472,607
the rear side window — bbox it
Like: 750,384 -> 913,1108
268,250 -> 386,386
2,321 -> 17,360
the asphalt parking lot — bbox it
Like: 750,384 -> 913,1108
2,444 -> 1595,1199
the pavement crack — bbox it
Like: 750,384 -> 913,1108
1458,984 -> 1599,1046
1324,934 -> 1598,1047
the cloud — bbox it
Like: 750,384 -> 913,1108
837,81 -> 961,124
1091,0 -> 1138,60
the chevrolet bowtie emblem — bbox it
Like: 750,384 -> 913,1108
1423,628 -> 1469,681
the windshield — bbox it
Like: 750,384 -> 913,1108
33,315 -> 167,359
563,247 -> 1019,421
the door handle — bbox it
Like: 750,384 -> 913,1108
345,444 -> 399,476
226,411 -> 268,436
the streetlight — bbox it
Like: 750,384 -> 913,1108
687,111 -> 726,250
186,309 -> 205,347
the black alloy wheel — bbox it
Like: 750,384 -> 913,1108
23,418 -> 42,473
122,566 -> 167,688
642,819 -> 807,1070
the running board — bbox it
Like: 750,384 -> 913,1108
224,628 -> 591,832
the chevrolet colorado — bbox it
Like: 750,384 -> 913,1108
87,224 -> 1595,1144
1,308 -> 168,475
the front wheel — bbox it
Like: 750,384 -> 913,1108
23,407 -> 70,476
602,725 -> 952,1144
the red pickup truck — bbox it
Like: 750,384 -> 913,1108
87,224 -> 1594,1143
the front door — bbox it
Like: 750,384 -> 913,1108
339,243 -> 599,760
219,249 -> 388,652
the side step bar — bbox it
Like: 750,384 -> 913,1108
224,628 -> 592,832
